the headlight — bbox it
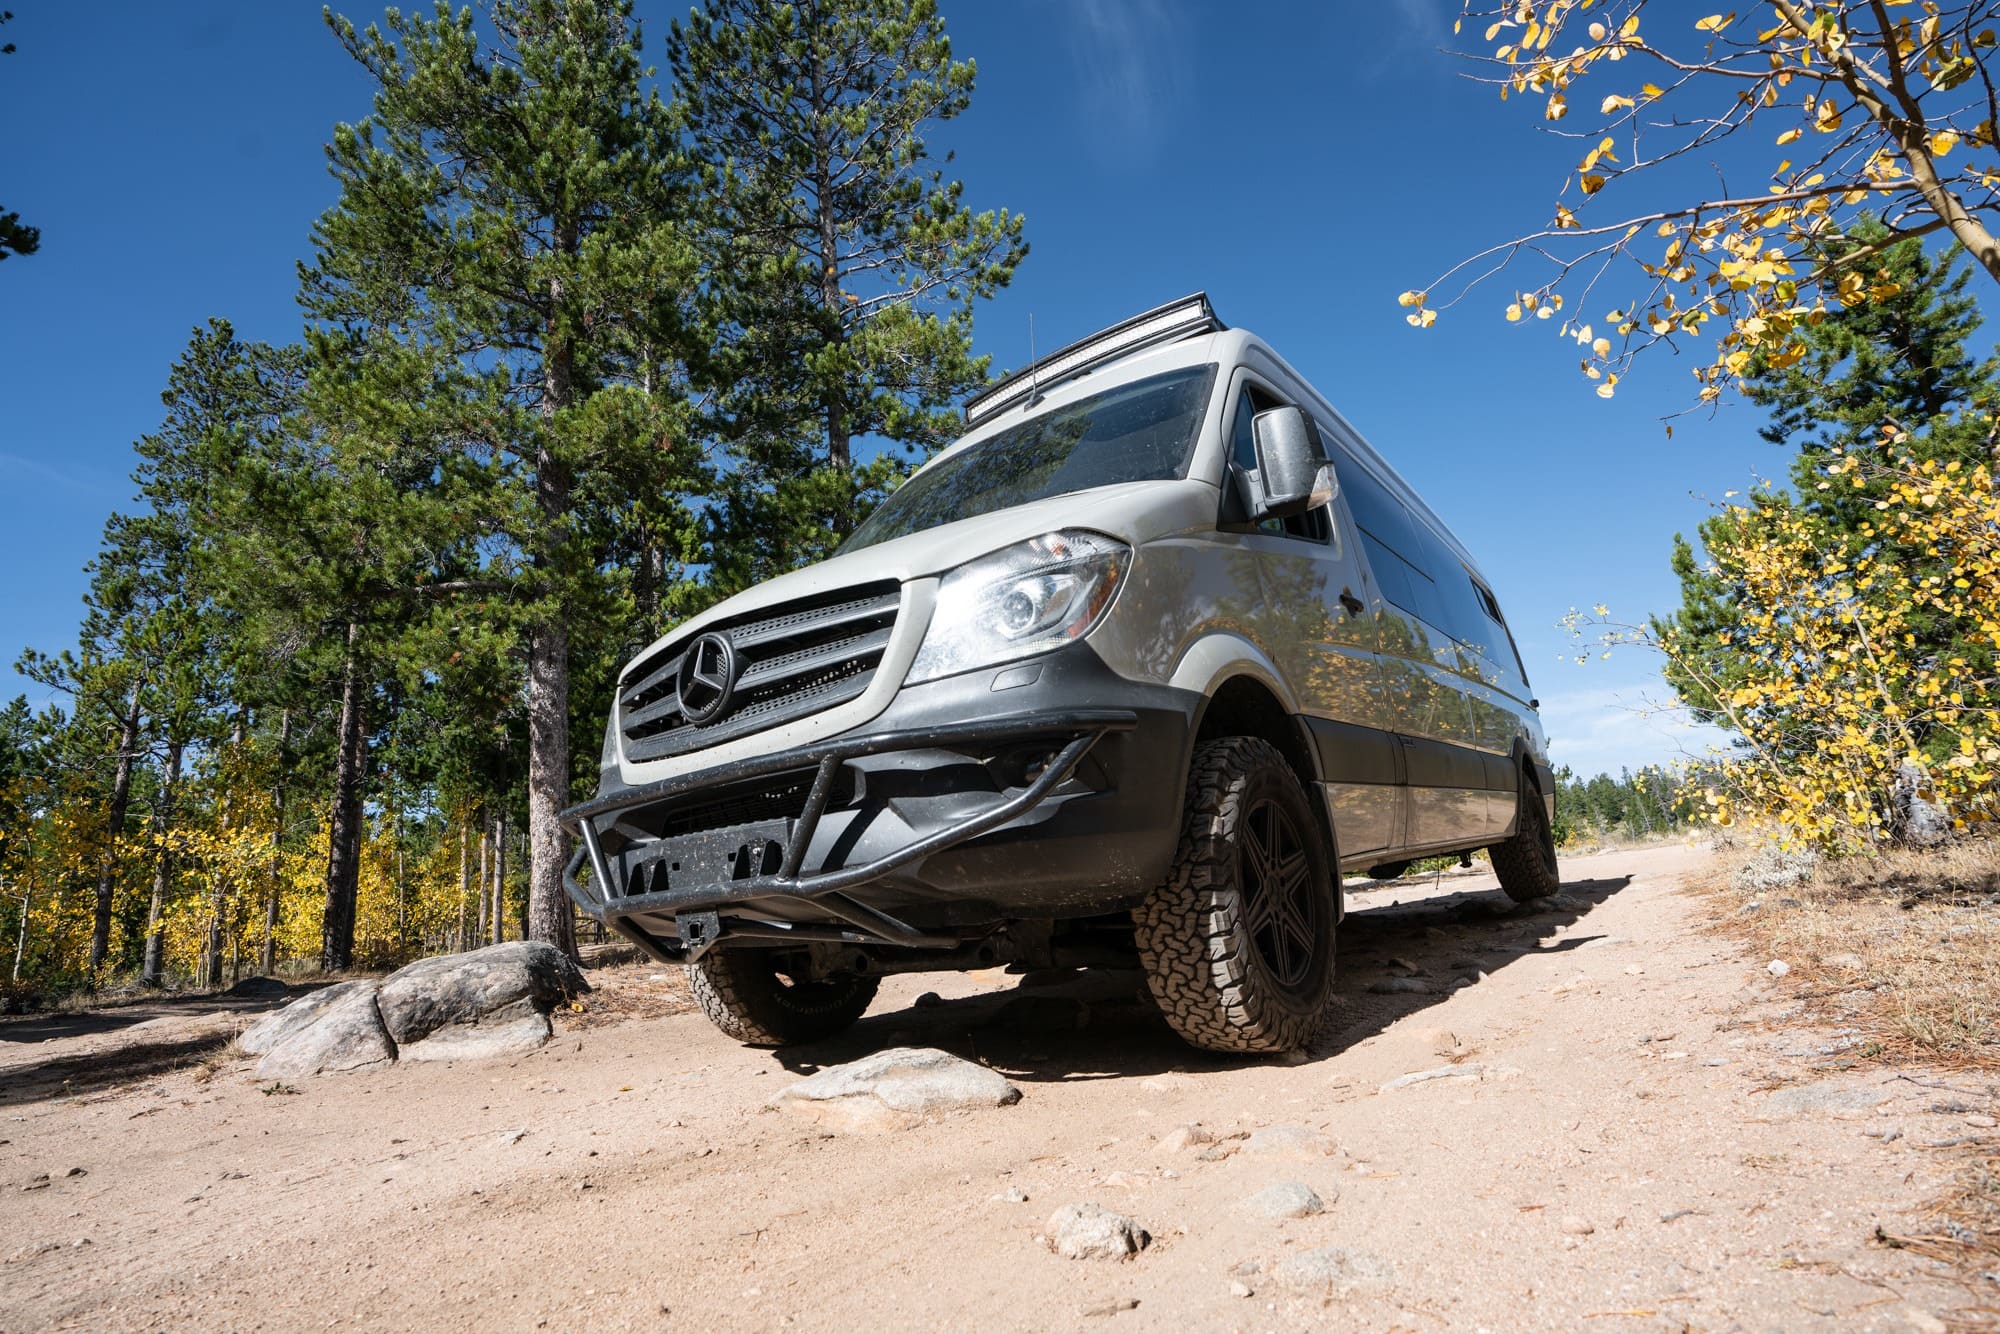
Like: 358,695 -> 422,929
906,530 -> 1130,685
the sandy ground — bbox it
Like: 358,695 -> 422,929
3,843 -> 1995,1332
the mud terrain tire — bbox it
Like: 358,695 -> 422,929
690,951 -> 879,1047
1489,769 -> 1562,902
1133,736 -> 1338,1054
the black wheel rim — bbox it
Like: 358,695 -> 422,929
1239,796 -> 1322,991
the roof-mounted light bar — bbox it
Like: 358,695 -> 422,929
963,292 -> 1225,427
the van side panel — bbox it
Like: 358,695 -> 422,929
1094,527 -> 1401,859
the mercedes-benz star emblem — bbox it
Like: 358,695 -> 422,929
676,631 -> 740,725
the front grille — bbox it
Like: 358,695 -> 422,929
619,583 -> 901,763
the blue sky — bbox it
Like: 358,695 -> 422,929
0,0 -> 1877,777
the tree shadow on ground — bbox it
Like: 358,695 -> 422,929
0,987 -> 311,1108
768,873 -> 1634,1084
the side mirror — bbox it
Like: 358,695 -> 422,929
1248,406 -> 1337,520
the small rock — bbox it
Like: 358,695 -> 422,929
1080,1297 -> 1138,1318
1821,953 -> 1865,970
1623,964 -> 1644,976
1241,1125 -> 1336,1158
769,1047 -> 1021,1132
62,1167 -> 85,1179
1271,1246 -> 1392,1291
1368,977 -> 1433,995
1767,959 -> 1791,978
1379,1064 -> 1483,1094
1227,1280 -> 1253,1298
1240,1181 -> 1328,1220
992,1186 -> 1029,1203
22,1174 -> 49,1192
1965,1114 -> 1998,1129
1096,1171 -> 1145,1191
1560,1215 -> 1595,1236
224,975 -> 290,1000
1047,1203 -> 1148,1261
1153,1124 -> 1213,1158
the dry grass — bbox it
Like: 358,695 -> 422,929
1701,834 -> 2000,1067
1703,833 -> 2000,1291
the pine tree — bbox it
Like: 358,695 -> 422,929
673,0 -> 1026,586
0,12 -> 39,262
305,0 -> 700,959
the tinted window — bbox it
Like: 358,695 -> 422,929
844,365 -> 1218,551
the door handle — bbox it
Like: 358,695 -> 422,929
1339,588 -> 1365,617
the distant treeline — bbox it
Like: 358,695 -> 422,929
1550,766 -> 1694,846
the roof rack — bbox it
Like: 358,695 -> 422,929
963,292 -> 1225,427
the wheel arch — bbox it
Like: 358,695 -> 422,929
1184,670 -> 1344,919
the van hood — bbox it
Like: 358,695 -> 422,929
624,478 -> 1219,674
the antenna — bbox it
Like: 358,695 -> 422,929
1026,312 -> 1042,408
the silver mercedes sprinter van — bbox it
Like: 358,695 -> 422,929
562,294 -> 1558,1054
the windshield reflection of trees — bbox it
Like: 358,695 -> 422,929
845,368 -> 1211,550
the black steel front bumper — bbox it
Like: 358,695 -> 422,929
559,708 -> 1152,960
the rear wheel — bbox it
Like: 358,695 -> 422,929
1133,737 -> 1338,1054
689,950 -> 879,1047
1489,769 -> 1562,902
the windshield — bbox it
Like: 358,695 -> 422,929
842,364 -> 1218,552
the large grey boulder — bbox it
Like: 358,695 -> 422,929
239,980 -> 376,1057
770,1047 -> 1021,1132
242,942 -> 587,1078
255,983 -> 395,1078
376,940 -> 586,1053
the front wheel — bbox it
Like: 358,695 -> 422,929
688,950 -> 879,1047
1133,736 -> 1338,1054
1489,770 -> 1562,902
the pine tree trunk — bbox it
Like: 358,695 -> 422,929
491,811 -> 507,945
476,822 -> 490,946
525,620 -> 575,957
141,739 -> 184,987
262,708 -> 290,974
90,674 -> 144,973
456,819 -> 470,952
321,623 -> 366,972
814,114 -> 852,521
524,252 -> 578,961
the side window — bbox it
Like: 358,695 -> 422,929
1231,386 -> 1329,542
1340,458 -> 1444,625
1472,576 -> 1535,694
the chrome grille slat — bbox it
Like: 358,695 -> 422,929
736,626 -> 893,692
619,582 -> 901,764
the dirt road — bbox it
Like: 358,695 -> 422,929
3,844 -> 1991,1331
